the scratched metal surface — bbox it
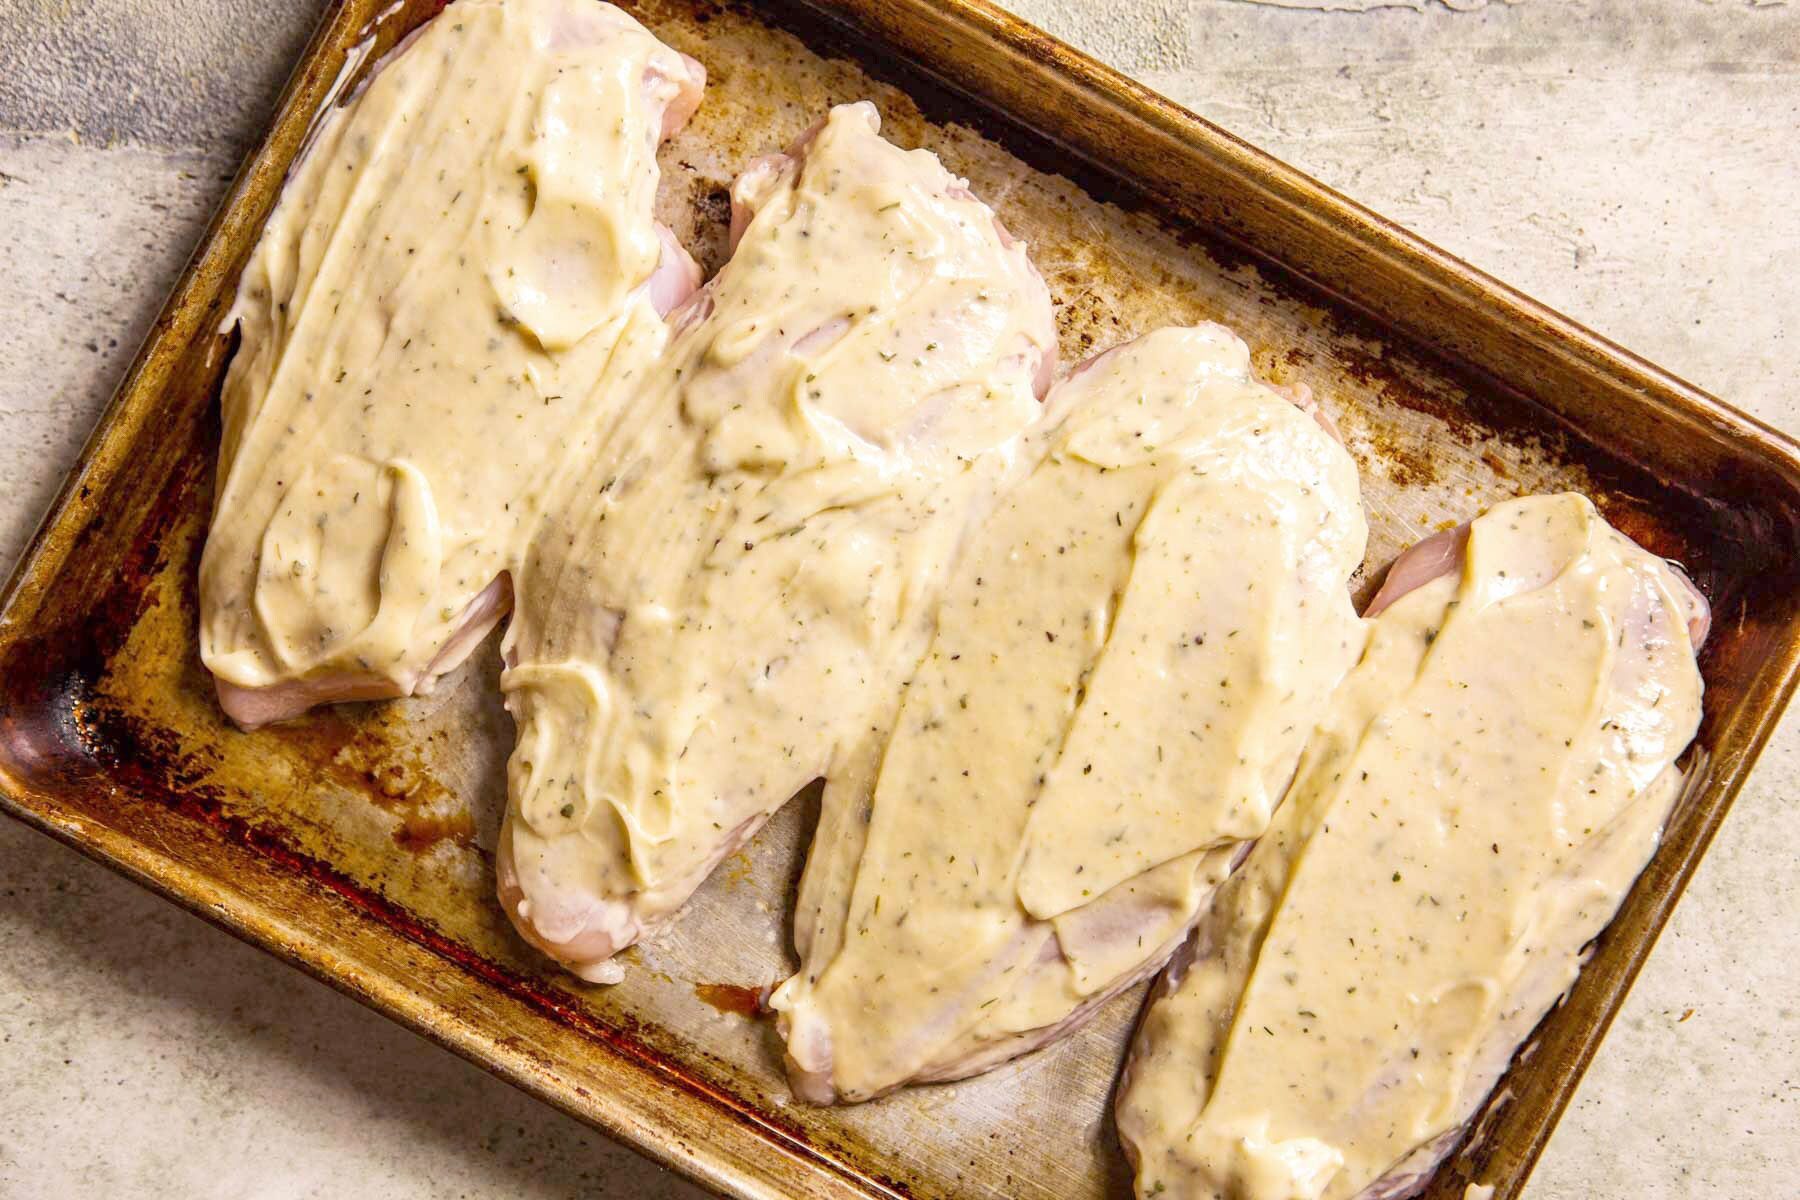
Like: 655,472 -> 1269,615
5,1 -> 1797,1199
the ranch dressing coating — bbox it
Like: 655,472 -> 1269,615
199,0 -> 699,718
1117,493 -> 1705,1200
498,103 -> 1055,982
772,325 -> 1367,1103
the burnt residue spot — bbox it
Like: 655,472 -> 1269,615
0,430 -> 206,796
1332,343 -> 1484,444
387,804 -> 476,851
281,707 -> 474,852
1601,498 -> 1683,563
692,185 -> 735,276
1372,432 -> 1442,489
697,184 -> 731,226
0,634 -> 134,799
1050,283 -> 1128,363
78,694 -> 211,801
695,981 -> 769,1018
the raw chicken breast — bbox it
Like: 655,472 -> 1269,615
496,102 -> 1056,983
770,324 -> 1367,1102
1117,493 -> 1707,1200
199,0 -> 704,729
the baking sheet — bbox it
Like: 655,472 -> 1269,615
2,1 -> 1798,1198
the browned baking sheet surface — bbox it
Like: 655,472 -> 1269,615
3,2 -> 1799,1198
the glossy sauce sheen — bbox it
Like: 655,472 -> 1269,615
1117,494 -> 1705,1200
497,103 -> 1055,982
772,325 -> 1366,1103
199,0 -> 696,713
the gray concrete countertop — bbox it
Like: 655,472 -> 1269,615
1,1 -> 1794,1196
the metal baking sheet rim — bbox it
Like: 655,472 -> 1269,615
2,1 -> 1798,1199
0,795 -> 873,1200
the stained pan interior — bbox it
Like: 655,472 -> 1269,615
1,2 -> 1798,1200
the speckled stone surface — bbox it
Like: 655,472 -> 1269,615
1,2 -> 1794,1197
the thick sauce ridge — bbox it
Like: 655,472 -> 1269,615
199,0 -> 698,718
772,324 -> 1367,1102
496,103 -> 1056,981
1117,493 -> 1705,1200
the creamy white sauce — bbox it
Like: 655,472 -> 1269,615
199,0 -> 698,719
496,103 -> 1056,981
1117,493 -> 1705,1200
771,324 -> 1367,1102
